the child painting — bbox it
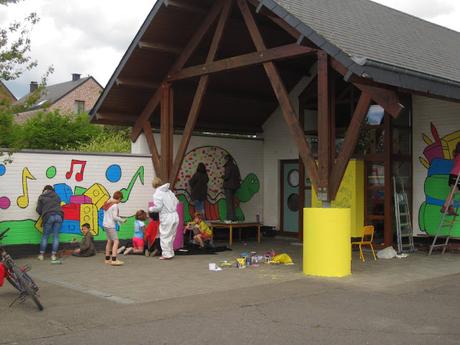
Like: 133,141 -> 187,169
72,223 -> 96,257
102,191 -> 126,266
145,211 -> 161,257
123,210 -> 147,255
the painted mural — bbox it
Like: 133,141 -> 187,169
174,146 -> 260,223
0,152 -> 153,246
418,123 -> 460,236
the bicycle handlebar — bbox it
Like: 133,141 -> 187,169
0,228 -> 10,240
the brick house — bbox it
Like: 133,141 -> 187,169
0,80 -> 16,103
16,74 -> 103,123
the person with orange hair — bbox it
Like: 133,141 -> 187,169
102,191 -> 126,266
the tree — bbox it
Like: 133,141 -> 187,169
0,0 -> 39,81
18,111 -> 104,150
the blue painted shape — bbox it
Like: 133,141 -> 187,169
98,209 -> 104,229
53,183 -> 73,204
106,164 -> 122,183
61,220 -> 80,235
0,164 -> 5,176
428,159 -> 453,177
426,196 -> 460,208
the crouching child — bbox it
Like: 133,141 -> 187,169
72,223 -> 96,257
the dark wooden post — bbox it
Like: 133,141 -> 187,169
169,0 -> 233,186
160,83 -> 173,181
237,0 -> 319,190
384,113 -> 393,246
317,51 -> 331,201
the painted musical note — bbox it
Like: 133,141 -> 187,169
65,159 -> 87,182
120,166 -> 145,203
16,167 -> 37,209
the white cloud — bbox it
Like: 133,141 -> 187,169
2,0 -> 460,98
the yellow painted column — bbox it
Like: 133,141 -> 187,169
303,208 -> 351,277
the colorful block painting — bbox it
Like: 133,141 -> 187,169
419,123 -> 460,236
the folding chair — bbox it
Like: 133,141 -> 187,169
351,225 -> 377,262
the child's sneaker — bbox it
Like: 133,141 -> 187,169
110,259 -> 124,266
51,255 -> 62,264
144,250 -> 150,257
37,254 -> 44,261
104,259 -> 111,264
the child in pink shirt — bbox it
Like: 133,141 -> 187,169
441,142 -> 460,216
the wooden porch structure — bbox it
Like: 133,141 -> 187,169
93,0 -> 456,245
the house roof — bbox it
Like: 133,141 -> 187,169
0,80 -> 16,101
268,0 -> 460,99
90,0 -> 460,133
18,76 -> 102,111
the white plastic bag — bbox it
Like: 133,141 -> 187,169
376,246 -> 397,259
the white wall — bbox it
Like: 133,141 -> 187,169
262,77 -> 311,227
0,151 -> 154,245
412,95 -> 460,235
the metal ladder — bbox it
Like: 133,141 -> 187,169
393,177 -> 415,253
428,174 -> 460,255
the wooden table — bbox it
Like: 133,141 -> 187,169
209,222 -> 261,247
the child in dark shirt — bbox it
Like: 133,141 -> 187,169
72,223 -> 96,257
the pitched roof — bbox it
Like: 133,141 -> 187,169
18,76 -> 101,111
0,80 -> 16,101
267,0 -> 460,98
90,0 -> 460,131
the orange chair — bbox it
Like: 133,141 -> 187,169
351,225 -> 377,262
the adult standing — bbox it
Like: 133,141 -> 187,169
223,154 -> 241,221
36,185 -> 63,262
149,177 -> 179,260
189,162 -> 209,217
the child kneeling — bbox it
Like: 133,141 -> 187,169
72,223 -> 96,257
124,210 -> 147,255
185,212 -> 213,248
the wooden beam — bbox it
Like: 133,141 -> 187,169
142,121 -> 161,175
131,1 -> 224,142
330,58 -> 404,118
116,78 -> 160,90
160,83 -> 174,181
167,44 -> 316,82
164,0 -> 207,15
247,0 -> 301,40
237,0 -> 319,190
169,0 -> 233,186
138,41 -> 182,55
329,92 -> 372,200
317,51 -> 331,197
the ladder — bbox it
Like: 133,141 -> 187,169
428,174 -> 460,255
393,177 -> 415,253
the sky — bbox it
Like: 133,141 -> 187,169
2,0 -> 460,99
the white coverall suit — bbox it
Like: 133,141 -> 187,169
149,183 -> 179,258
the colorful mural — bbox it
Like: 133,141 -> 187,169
0,153 -> 152,246
174,146 -> 260,222
418,123 -> 460,236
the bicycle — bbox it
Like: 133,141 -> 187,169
0,228 -> 44,311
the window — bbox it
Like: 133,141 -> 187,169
74,100 -> 85,114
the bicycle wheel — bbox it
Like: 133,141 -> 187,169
13,267 -> 44,311
6,275 -> 21,292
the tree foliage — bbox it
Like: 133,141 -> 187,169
0,0 -> 39,81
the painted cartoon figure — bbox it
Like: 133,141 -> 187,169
418,123 -> 460,236
175,146 -> 260,223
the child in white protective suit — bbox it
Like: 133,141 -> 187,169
149,177 -> 179,260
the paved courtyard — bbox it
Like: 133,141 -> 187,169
1,238 -> 460,345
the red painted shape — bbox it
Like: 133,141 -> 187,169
62,203 -> 81,221
65,159 -> 87,182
